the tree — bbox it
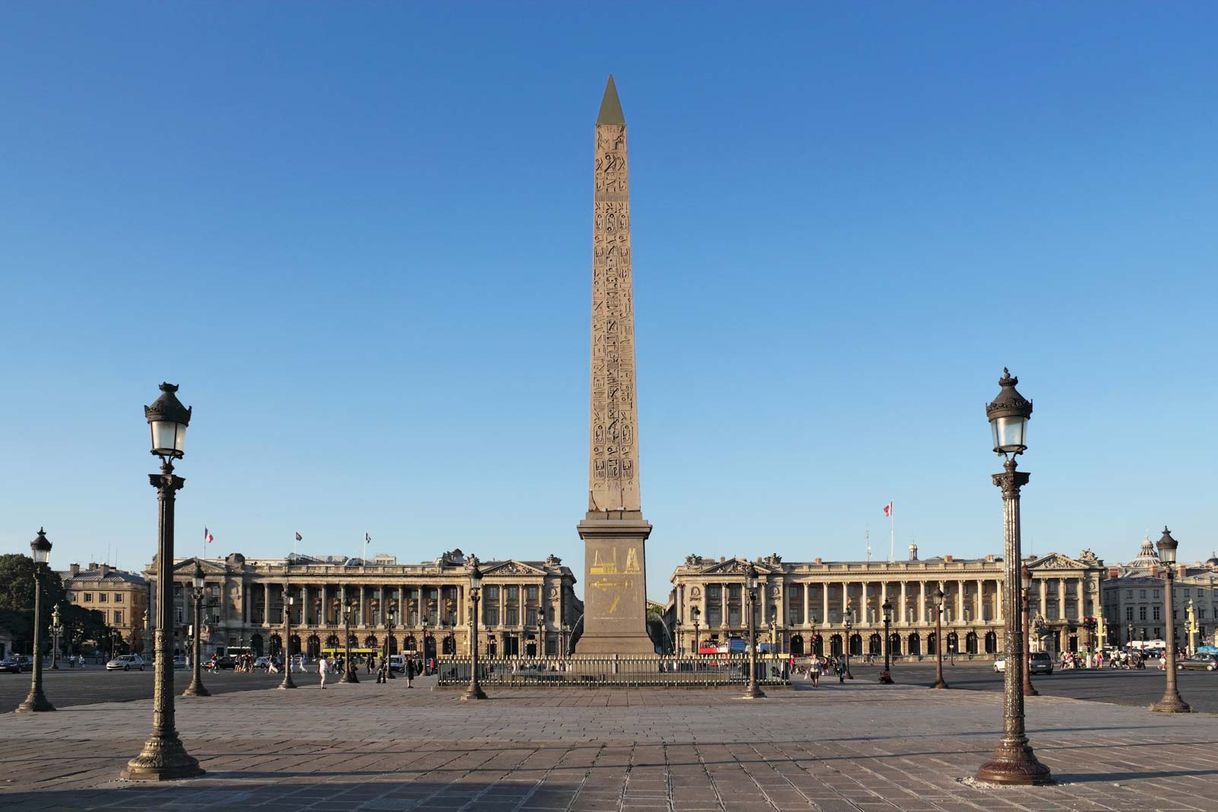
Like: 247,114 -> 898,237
0,553 -> 66,612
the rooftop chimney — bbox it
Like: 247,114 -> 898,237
69,563 -> 80,577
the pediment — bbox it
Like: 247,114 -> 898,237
1027,552 -> 1089,571
700,558 -> 781,576
483,560 -> 547,577
170,557 -> 228,576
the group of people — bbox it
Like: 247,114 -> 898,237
790,655 -> 853,686
315,651 -> 428,688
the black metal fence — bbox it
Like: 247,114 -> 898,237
434,656 -> 791,688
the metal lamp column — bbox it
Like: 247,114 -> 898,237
975,369 -> 1051,786
278,586 -> 296,690
1021,564 -> 1038,697
17,529 -> 55,713
1150,527 -> 1190,713
743,564 -> 765,699
340,599 -> 359,683
51,606 -> 62,671
879,600 -> 894,684
463,558 -> 487,701
932,588 -> 948,689
182,560 -> 209,697
384,604 -> 396,679
844,606 -> 854,679
123,382 -> 204,781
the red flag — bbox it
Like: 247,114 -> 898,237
882,502 -> 892,518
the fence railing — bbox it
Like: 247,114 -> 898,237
433,656 -> 791,687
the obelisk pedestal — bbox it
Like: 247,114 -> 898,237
576,76 -> 655,656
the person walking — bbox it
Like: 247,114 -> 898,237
835,656 -> 846,684
809,656 -> 821,688
318,653 -> 329,689
406,657 -> 415,688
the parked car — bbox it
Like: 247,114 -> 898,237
1178,654 -> 1218,672
207,655 -> 235,670
388,654 -> 406,673
0,655 -> 28,673
106,654 -> 146,671
994,652 -> 1053,675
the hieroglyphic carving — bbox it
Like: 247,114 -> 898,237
589,97 -> 640,513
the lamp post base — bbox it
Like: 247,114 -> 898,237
461,683 -> 488,701
181,680 -> 210,697
16,689 -> 55,713
340,670 -> 359,684
277,675 -> 297,690
121,735 -> 205,782
742,684 -> 766,699
932,678 -> 949,689
879,670 -> 894,684
975,740 -> 1053,786
1150,694 -> 1190,714
1022,682 -> 1039,697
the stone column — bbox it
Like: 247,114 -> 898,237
1038,578 -> 1047,618
1058,578 -> 1066,621
821,584 -> 829,625
918,581 -> 926,625
1076,578 -> 1084,621
721,583 -> 728,628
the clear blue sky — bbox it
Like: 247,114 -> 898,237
2,5 -> 1215,601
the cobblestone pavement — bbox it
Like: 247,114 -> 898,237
1,679 -> 1215,811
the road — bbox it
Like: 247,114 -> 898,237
825,659 -> 1218,713
0,665 -> 324,714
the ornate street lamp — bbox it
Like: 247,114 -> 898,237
537,619 -> 545,659
880,599 -> 894,684
278,586 -> 296,690
51,605 -> 62,671
975,370 -> 1051,786
1021,564 -> 1038,697
843,604 -> 854,680
1150,528 -> 1190,713
674,619 -> 682,658
933,588 -> 948,689
692,606 -> 702,658
383,603 -> 397,680
123,382 -> 203,780
17,529 -> 55,713
743,564 -> 765,699
182,560 -> 210,697
340,599 -> 359,683
463,558 -> 487,701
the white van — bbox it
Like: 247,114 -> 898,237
389,654 -> 406,673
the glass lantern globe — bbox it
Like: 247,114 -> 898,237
1156,527 -> 1178,565
192,560 -> 205,590
30,528 -> 52,565
469,559 -> 483,590
746,564 -> 759,591
145,382 -> 191,460
986,368 -> 1033,456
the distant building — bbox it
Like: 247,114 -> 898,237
0,624 -> 14,658
668,546 -> 1106,659
60,562 -> 148,653
1100,539 -> 1218,650
146,549 -> 582,660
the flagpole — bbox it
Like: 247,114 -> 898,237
865,528 -> 871,563
889,501 -> 895,563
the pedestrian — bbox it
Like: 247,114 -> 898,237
318,653 -> 329,688
376,657 -> 388,684
406,657 -> 415,687
809,656 -> 821,687
835,657 -> 845,684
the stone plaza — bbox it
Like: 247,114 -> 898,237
3,672 -> 1217,810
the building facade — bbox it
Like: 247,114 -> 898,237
61,563 -> 148,653
148,549 -> 583,660
668,546 -> 1106,659
1100,538 -> 1218,651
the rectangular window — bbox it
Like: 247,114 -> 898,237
84,592 -> 93,602
1126,607 -> 1134,620
1139,607 -> 1147,621
114,593 -> 123,603
706,585 -> 722,628
113,610 -> 123,624
1153,606 -> 1161,621
99,593 -> 108,603
526,586 -> 539,604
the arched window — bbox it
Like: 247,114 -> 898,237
889,633 -> 901,656
442,635 -> 455,655
364,635 -> 378,649
947,632 -> 959,653
289,634 -> 301,656
927,632 -> 937,654
387,636 -> 398,655
868,633 -> 881,655
790,634 -> 804,655
307,635 -> 320,657
984,631 -> 997,654
403,635 -> 417,653
850,633 -> 863,656
250,634 -> 264,657
908,632 -> 921,656
812,634 -> 823,657
830,634 -> 843,657
965,632 -> 978,655
269,634 -> 282,656
325,634 -> 340,649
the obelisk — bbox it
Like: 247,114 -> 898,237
576,76 -> 655,655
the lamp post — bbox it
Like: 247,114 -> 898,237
692,606 -> 701,657
51,605 -> 62,670
933,588 -> 948,689
743,564 -> 765,699
340,599 -> 359,683
844,605 -> 854,680
17,529 -> 55,713
463,558 -> 487,700
1150,527 -> 1189,713
674,619 -> 682,658
880,600 -> 894,684
123,382 -> 203,780
142,609 -> 150,662
1021,564 -> 1038,697
975,369 -> 1051,786
182,560 -> 210,697
278,586 -> 296,690
537,619 -> 545,659
384,604 -> 397,679
561,623 -> 571,658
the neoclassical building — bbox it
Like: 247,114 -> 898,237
147,548 -> 582,660
61,562 -> 149,654
1100,538 -> 1218,649
668,546 -> 1106,659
